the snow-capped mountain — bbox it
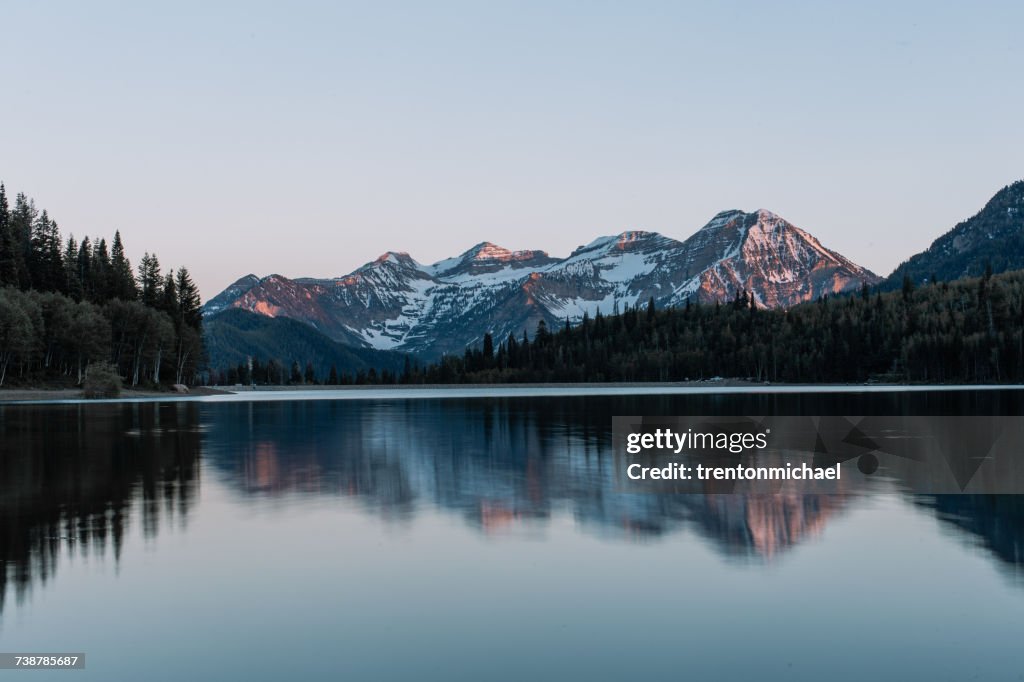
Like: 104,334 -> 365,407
204,209 -> 878,358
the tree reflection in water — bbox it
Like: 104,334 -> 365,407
0,403 -> 200,614
2,390 -> 1023,616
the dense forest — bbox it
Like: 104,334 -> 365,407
412,270 -> 1023,385
415,270 -> 1023,385
0,182 -> 204,388
215,266 -> 1024,386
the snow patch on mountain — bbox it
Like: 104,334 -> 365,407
205,211 -> 879,358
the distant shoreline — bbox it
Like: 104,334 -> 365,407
0,386 -> 233,403
3,380 -> 1024,405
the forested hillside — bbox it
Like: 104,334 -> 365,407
213,267 -> 1024,386
410,269 -> 1024,385
0,182 -> 204,387
885,180 -> 1024,288
206,309 -> 406,385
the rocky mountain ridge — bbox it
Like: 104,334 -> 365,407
204,209 -> 879,358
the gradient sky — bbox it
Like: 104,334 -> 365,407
2,1 -> 1022,299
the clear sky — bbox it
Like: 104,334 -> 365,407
2,1 -> 1022,298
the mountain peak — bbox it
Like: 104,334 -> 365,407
884,178 -> 1024,287
461,241 -> 549,263
752,208 -> 784,221
466,241 -> 512,260
202,273 -> 264,315
205,204 -> 883,354
615,230 -> 657,244
368,251 -> 419,268
711,209 -> 746,219
571,230 -> 670,257
701,210 -> 747,231
986,179 -> 1024,206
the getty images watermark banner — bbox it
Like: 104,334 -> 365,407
613,416 -> 1024,494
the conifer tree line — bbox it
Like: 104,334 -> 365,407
0,182 -> 204,386
212,358 -> 399,387
212,266 -> 1024,387
405,269 -> 1024,385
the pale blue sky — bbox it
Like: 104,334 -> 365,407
2,1 -> 1022,298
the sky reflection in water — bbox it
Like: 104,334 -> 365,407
1,391 -> 1022,681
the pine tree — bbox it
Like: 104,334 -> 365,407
76,237 -> 92,299
29,210 -> 64,292
0,181 -> 207,387
90,238 -> 112,301
137,252 -> 162,307
328,364 -> 339,385
175,267 -> 203,331
158,268 -> 204,386
0,183 -> 16,287
535,319 -> 550,346
63,235 -> 84,301
160,271 -> 178,316
482,332 -> 494,362
10,193 -> 37,288
109,231 -> 137,300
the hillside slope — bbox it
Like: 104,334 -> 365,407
205,308 -> 406,379
885,181 -> 1024,288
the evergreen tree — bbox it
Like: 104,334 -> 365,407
160,271 -> 178,317
109,231 -> 137,300
482,332 -> 494,362
0,181 -> 205,387
175,267 -> 203,331
30,210 -> 64,292
90,238 -> 112,301
137,252 -> 162,307
267,359 -> 283,385
10,193 -> 37,288
63,235 -> 84,301
0,183 -> 17,287
76,237 -> 93,299
170,267 -> 204,385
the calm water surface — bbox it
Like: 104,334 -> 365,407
1,390 -> 1023,681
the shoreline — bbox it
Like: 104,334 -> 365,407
3,380 -> 1024,405
0,386 -> 233,403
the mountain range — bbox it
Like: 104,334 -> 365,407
204,181 -> 1024,362
204,209 -> 879,359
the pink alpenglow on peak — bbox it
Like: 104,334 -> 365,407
204,210 -> 879,358
464,242 -> 547,262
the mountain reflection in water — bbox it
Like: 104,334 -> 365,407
1,391 -> 1022,618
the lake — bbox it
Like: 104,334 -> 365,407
1,389 -> 1023,681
